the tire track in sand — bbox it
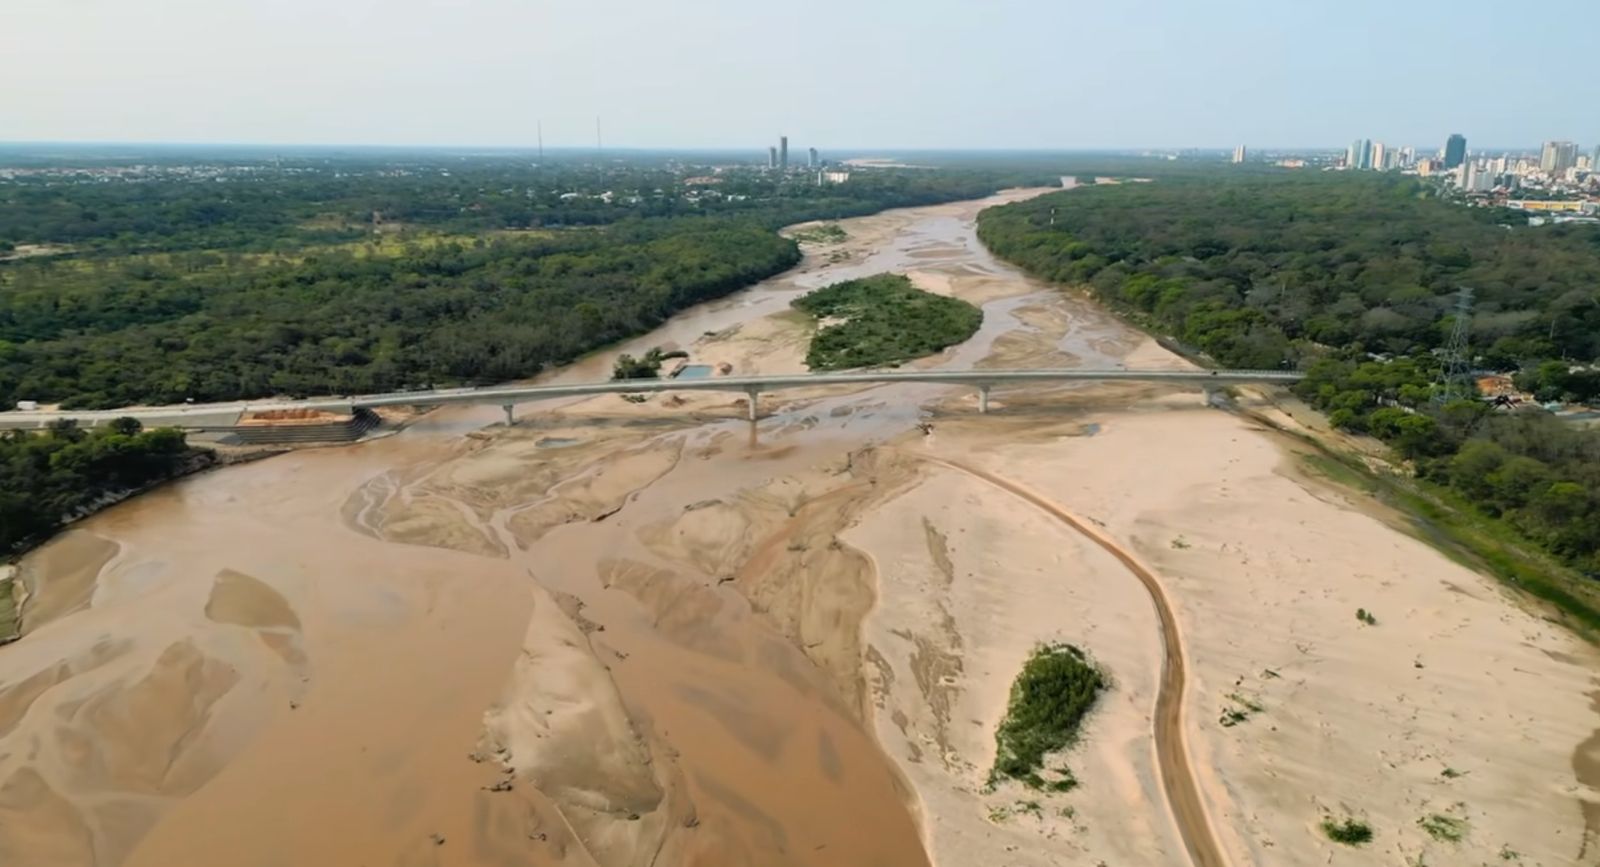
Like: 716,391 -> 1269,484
909,452 -> 1230,867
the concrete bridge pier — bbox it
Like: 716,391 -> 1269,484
502,404 -> 515,426
977,385 -> 991,414
745,388 -> 761,422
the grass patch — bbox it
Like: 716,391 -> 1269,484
1418,813 -> 1467,842
792,223 -> 848,244
1219,691 -> 1265,727
990,643 -> 1107,790
1321,817 -> 1373,845
0,572 -> 17,644
1299,452 -> 1380,494
793,273 -> 982,371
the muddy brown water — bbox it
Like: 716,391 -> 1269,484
0,190 -> 1153,867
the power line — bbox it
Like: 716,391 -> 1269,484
1438,287 -> 1475,403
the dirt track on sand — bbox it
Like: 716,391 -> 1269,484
908,452 -> 1227,867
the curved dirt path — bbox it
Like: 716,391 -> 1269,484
909,452 -> 1231,867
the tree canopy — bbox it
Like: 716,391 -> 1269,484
0,421 -> 207,554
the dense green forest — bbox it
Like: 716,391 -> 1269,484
978,173 -> 1600,368
0,155 -> 1038,253
978,173 -> 1600,583
0,157 -> 1040,409
1,420 -> 209,554
792,273 -> 982,369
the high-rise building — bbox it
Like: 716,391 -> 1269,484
1540,141 -> 1578,175
780,136 -> 789,171
1461,161 -> 1493,192
1348,139 -> 1374,170
808,147 -> 819,168
1232,145 -> 1247,164
768,146 -> 778,169
1400,146 -> 1416,167
1371,142 -> 1387,171
1443,134 -> 1467,169
1593,144 -> 1600,170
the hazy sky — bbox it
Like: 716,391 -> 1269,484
4,0 -> 1596,151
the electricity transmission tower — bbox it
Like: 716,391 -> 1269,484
1437,287 -> 1475,402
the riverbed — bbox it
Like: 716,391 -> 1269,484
2,191 -> 1598,867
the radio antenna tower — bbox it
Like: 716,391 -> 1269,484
1438,286 -> 1475,402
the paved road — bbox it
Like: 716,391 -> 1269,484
0,367 -> 1303,430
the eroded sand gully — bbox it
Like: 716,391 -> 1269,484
3,189 -> 1600,867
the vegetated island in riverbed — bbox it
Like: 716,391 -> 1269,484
990,642 -> 1108,792
792,273 -> 982,370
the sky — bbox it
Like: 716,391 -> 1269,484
3,0 -> 1596,152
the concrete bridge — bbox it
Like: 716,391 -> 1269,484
0,368 -> 1304,431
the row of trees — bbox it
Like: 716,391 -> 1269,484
0,420 -> 207,553
978,173 -> 1600,575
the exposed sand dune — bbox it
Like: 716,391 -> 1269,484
18,530 -> 119,634
481,583 -> 672,867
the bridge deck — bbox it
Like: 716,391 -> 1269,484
0,368 -> 1303,429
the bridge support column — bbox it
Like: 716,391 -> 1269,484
502,404 -> 515,426
977,385 -> 991,414
745,388 -> 761,422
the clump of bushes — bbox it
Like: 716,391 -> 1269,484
990,643 -> 1107,790
1321,817 -> 1373,845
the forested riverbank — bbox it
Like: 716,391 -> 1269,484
1,421 -> 212,556
978,173 -> 1600,624
0,158 -> 1035,410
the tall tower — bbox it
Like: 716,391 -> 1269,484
780,136 -> 789,171
1438,287 -> 1476,403
1232,145 -> 1247,164
1443,134 -> 1467,169
808,147 -> 819,168
1540,141 -> 1578,175
768,146 -> 778,169
1371,141 -> 1387,171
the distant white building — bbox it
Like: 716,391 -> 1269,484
1231,145 -> 1247,164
